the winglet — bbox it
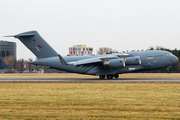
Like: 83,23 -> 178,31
58,54 -> 68,65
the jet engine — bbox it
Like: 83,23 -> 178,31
125,56 -> 141,65
103,58 -> 125,68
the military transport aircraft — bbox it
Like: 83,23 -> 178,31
6,31 -> 178,79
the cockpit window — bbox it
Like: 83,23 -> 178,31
166,53 -> 171,56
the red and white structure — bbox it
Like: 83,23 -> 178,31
69,45 -> 93,56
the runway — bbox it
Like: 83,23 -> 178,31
0,78 -> 180,82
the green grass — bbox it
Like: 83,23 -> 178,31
0,82 -> 180,119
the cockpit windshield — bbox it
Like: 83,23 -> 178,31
166,53 -> 171,56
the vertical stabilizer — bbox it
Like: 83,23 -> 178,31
13,31 -> 58,58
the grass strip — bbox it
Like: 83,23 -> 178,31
0,82 -> 179,119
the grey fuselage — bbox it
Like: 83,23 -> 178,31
8,31 -> 178,76
31,50 -> 178,76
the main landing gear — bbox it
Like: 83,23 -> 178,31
99,74 -> 119,79
99,75 -> 105,79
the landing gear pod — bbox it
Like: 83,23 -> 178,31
125,56 -> 141,65
126,68 -> 136,71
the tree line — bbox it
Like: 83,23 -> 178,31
2,46 -> 180,73
2,57 -> 63,73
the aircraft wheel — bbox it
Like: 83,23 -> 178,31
99,75 -> 105,79
167,67 -> 170,74
114,74 -> 119,79
107,75 -> 113,79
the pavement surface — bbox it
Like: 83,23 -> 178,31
0,78 -> 180,82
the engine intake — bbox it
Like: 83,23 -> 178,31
125,56 -> 141,65
103,58 -> 125,68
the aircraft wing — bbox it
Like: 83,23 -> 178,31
68,54 -> 131,66
68,57 -> 103,65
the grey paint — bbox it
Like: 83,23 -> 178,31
9,31 -> 179,78
14,31 -> 58,58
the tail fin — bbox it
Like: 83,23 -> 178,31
11,31 -> 58,58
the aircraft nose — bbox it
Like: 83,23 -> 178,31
174,55 -> 179,63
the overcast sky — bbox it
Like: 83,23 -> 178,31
0,0 -> 180,60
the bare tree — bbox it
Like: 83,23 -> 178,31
3,56 -> 15,71
155,46 -> 165,50
148,46 -> 154,50
16,59 -> 25,73
97,47 -> 118,55
28,58 -> 33,73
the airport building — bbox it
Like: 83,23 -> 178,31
69,45 -> 93,56
0,41 -> 16,69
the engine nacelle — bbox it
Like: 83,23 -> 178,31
125,56 -> 141,65
104,58 -> 125,68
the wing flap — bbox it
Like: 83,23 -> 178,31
68,57 -> 102,65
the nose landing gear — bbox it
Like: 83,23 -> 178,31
167,66 -> 172,74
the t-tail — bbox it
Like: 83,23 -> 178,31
6,31 -> 58,58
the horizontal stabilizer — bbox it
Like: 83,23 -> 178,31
4,32 -> 35,38
4,35 -> 15,37
14,33 -> 35,38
